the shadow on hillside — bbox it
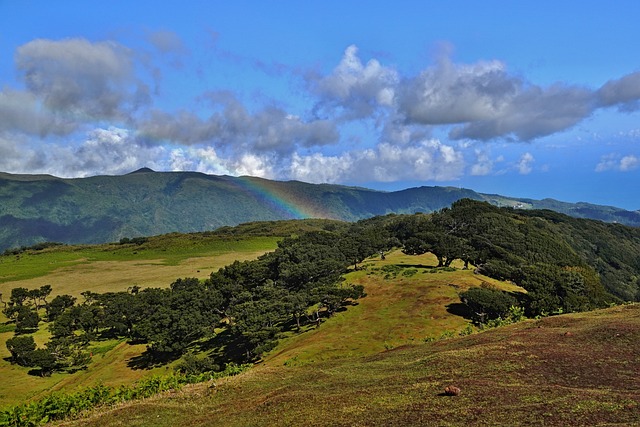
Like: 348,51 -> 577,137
127,349 -> 180,370
395,263 -> 434,269
196,328 -> 256,366
446,302 -> 474,320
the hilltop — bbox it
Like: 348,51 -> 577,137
1,170 -> 640,251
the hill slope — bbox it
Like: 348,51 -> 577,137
61,303 -> 640,427
1,169 -> 639,250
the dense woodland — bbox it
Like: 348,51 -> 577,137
3,199 -> 640,377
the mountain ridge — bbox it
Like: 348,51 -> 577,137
1,170 -> 639,250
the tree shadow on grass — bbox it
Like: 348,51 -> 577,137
446,302 -> 474,320
396,263 -> 434,269
195,328 -> 255,366
127,348 -> 180,370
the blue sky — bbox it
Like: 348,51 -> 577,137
1,1 -> 640,209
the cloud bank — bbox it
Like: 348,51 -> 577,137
2,38 -> 640,182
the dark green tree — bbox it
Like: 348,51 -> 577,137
15,305 -> 40,334
460,287 -> 518,323
5,335 -> 36,365
46,294 -> 76,322
28,348 -> 57,377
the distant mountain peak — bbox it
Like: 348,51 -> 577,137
128,167 -> 155,174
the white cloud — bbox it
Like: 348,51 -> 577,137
470,150 -> 493,176
15,38 -> 147,122
516,152 -> 534,175
139,92 -> 339,153
597,153 -> 639,172
289,139 -> 464,183
620,155 -> 640,171
308,45 -> 398,119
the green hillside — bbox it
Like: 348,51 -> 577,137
2,205 -> 640,425
2,169 -> 639,251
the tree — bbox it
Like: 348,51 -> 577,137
46,294 -> 76,322
28,285 -> 52,311
29,348 -> 57,377
15,305 -> 40,334
5,335 -> 36,365
460,287 -> 518,323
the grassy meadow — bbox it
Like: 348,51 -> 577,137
4,233 -> 638,426
0,241 -> 516,411
0,234 -> 280,297
265,249 -> 523,366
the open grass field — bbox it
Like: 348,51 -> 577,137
60,303 -> 640,427
5,241 -> 638,426
0,235 -> 280,297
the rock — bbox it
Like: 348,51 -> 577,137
444,385 -> 461,396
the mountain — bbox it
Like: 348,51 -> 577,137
1,169 -> 639,250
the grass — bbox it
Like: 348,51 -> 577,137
59,303 -> 640,427
5,244 -> 638,426
0,235 -> 279,297
265,250 -> 523,366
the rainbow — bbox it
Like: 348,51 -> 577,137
232,176 -> 334,219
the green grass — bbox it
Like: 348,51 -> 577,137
3,246 -> 639,426
265,250 -> 523,366
0,235 -> 279,284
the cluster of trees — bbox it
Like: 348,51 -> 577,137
3,221 -> 394,374
2,286 -> 87,376
387,199 -> 636,317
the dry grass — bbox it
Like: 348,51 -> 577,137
0,251 -> 269,298
0,240 -> 277,408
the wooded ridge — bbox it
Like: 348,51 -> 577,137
1,169 -> 639,251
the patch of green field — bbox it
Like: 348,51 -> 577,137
61,304 -> 640,427
265,249 -> 524,366
0,235 -> 279,285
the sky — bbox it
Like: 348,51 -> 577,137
1,1 -> 640,210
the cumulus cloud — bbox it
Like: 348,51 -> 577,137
289,139 -> 464,183
139,92 -> 339,153
596,153 -> 640,172
597,71 -> 640,111
397,54 -> 596,141
308,45 -> 398,119
0,88 -> 76,136
168,146 -> 277,178
516,152 -> 535,175
0,127 -> 169,177
310,45 -> 616,142
0,135 -> 46,172
470,150 -> 494,176
15,38 -> 148,123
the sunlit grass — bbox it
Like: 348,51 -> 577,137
265,249 -> 525,366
